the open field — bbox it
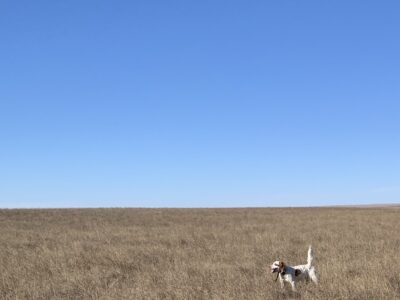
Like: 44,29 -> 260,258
1,207 -> 399,299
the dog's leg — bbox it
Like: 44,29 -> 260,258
309,268 -> 319,285
279,277 -> 284,289
290,279 -> 296,292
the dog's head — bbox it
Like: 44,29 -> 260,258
270,261 -> 286,274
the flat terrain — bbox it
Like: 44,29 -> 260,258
1,207 -> 399,299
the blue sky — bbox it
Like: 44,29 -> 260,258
1,1 -> 399,208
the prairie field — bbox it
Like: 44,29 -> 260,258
0,207 -> 399,299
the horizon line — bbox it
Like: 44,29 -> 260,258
1,203 -> 399,210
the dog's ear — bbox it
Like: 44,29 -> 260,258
279,261 -> 286,272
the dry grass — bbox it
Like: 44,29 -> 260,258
1,207 -> 400,299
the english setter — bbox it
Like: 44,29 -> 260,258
270,245 -> 318,291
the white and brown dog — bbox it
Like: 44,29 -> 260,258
270,245 -> 318,291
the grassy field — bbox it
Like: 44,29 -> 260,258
1,207 -> 399,299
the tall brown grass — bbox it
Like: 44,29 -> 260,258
1,207 -> 399,299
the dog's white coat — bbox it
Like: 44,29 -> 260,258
270,245 -> 318,291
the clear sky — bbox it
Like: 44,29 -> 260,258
1,1 -> 399,208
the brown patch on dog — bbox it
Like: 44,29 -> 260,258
295,269 -> 302,276
279,261 -> 286,274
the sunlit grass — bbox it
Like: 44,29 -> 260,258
1,207 -> 399,299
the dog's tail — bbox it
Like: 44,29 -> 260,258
307,245 -> 314,268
